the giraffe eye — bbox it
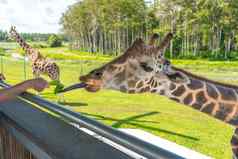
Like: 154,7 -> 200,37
140,63 -> 153,72
95,72 -> 102,76
90,70 -> 103,77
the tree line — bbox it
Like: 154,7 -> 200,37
0,30 -> 53,42
61,0 -> 238,60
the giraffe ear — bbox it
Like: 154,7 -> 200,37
148,33 -> 159,46
128,38 -> 145,53
166,72 -> 189,84
156,33 -> 173,57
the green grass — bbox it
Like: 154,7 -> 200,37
0,56 -> 236,159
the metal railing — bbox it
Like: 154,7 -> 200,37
0,81 -> 184,159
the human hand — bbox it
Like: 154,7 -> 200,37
27,78 -> 49,92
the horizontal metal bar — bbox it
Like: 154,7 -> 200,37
0,113 -> 53,159
0,81 -> 184,159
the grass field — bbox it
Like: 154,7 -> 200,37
0,42 -> 238,158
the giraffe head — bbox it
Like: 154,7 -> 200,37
79,33 -> 189,93
9,26 -> 42,62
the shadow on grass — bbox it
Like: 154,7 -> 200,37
59,102 -> 88,107
81,111 -> 198,141
39,92 -> 56,99
82,112 -> 160,124
112,111 -> 160,127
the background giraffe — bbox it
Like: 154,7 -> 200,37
9,26 -> 60,82
64,33 -> 238,158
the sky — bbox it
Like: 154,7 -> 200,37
0,0 -> 78,33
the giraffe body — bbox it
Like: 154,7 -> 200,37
31,60 -> 60,80
76,33 -> 238,158
9,26 -> 60,81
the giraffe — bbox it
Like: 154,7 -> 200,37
9,26 -> 65,99
9,26 -> 60,81
61,33 -> 238,158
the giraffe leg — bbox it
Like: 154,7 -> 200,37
32,70 -> 41,95
33,70 -> 40,79
231,128 -> 238,159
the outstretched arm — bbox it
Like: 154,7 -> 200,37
0,78 -> 49,102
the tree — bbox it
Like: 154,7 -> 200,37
47,35 -> 63,47
60,0 -> 147,54
60,0 -> 238,60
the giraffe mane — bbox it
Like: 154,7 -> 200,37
96,38 -> 146,69
173,66 -> 238,90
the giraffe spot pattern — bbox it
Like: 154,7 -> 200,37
136,81 -> 144,89
159,90 -> 165,95
216,85 -> 237,101
120,85 -> 127,92
128,80 -> 137,88
172,85 -> 185,96
114,69 -> 126,85
192,91 -> 207,110
215,103 -> 234,120
128,89 -> 136,94
206,83 -> 219,99
107,65 -> 118,72
152,81 -> 158,88
201,102 -> 215,114
187,78 -> 204,90
170,97 -> 180,103
183,93 -> 193,105
147,77 -> 154,85
231,135 -> 238,146
229,114 -> 238,126
151,89 -> 157,93
151,80 -> 155,88
140,86 -> 150,93
169,83 -> 176,91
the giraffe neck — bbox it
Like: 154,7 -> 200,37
10,29 -> 38,61
153,67 -> 238,126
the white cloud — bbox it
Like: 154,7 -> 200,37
0,0 -> 7,4
0,0 -> 78,33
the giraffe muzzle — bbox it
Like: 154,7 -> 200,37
79,75 -> 103,92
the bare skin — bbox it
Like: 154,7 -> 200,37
0,78 -> 49,102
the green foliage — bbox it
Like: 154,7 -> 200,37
61,0 -> 147,53
0,47 -> 4,53
0,47 -> 5,56
60,0 -> 238,60
0,30 -> 8,41
32,43 -> 48,48
49,80 -> 65,94
47,34 -> 63,47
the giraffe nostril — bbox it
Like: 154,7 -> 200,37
79,76 -> 86,82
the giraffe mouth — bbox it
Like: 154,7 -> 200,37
84,80 -> 102,92
85,84 -> 101,92
79,75 -> 103,92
